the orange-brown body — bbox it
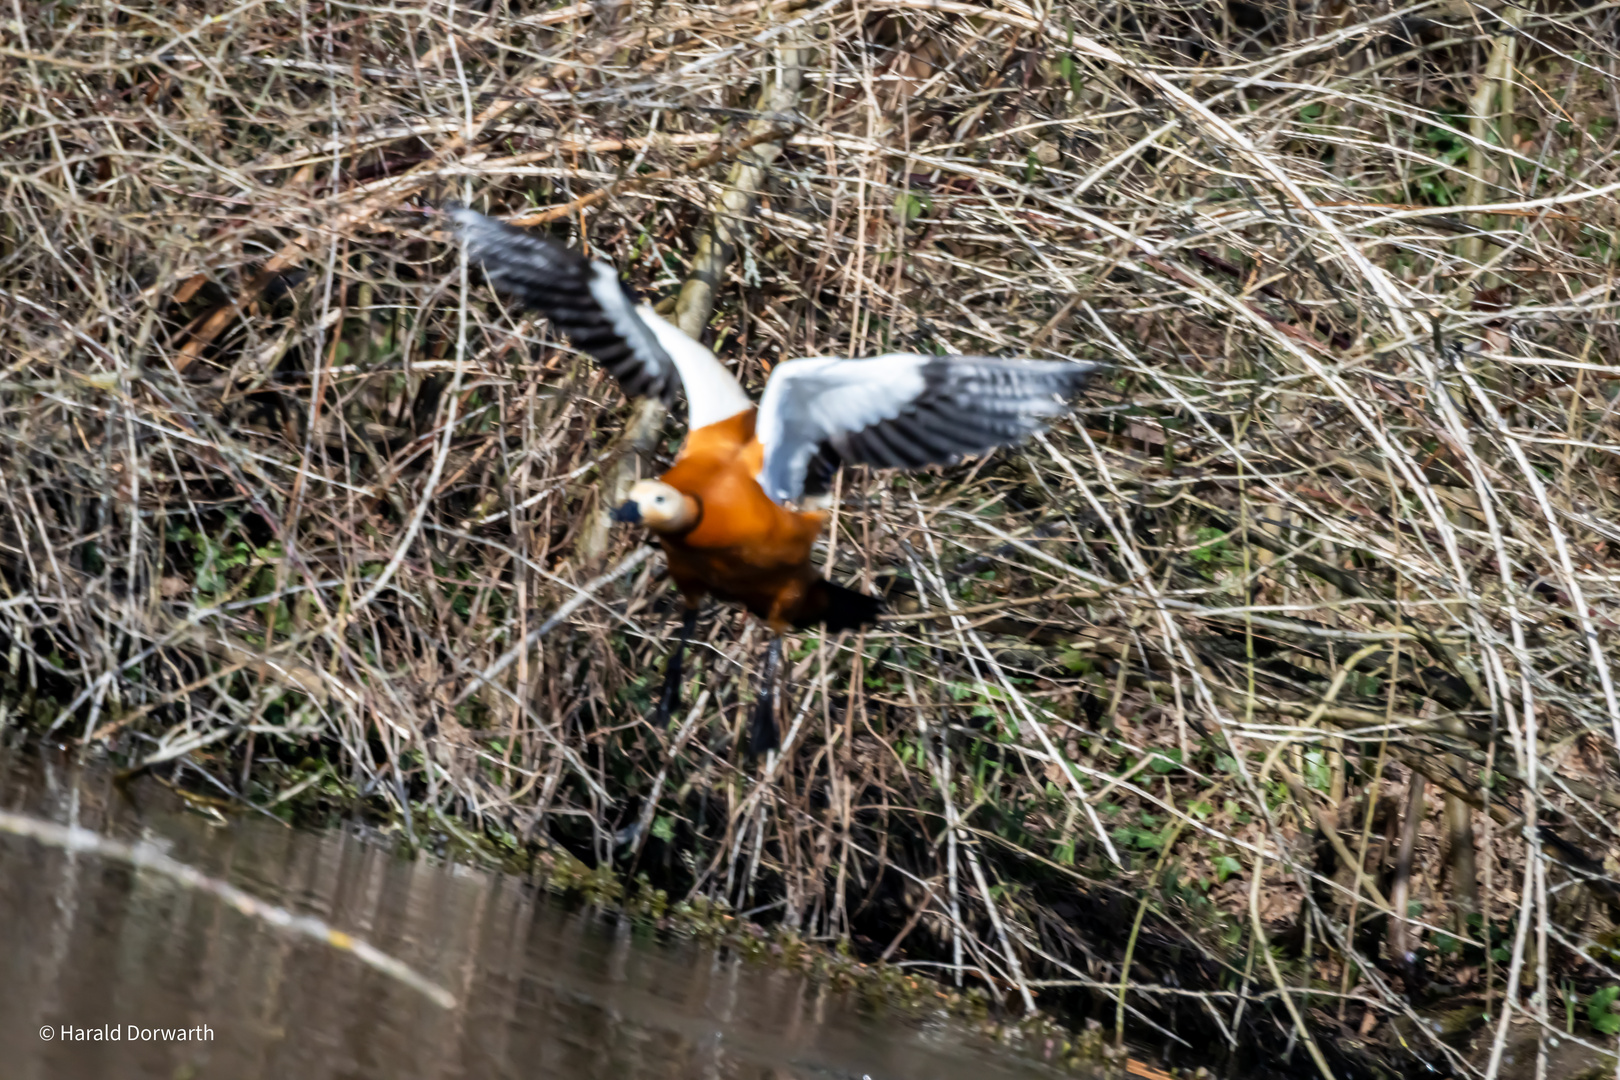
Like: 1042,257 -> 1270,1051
655,409 -> 827,630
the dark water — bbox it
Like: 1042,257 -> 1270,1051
0,750 -> 1075,1080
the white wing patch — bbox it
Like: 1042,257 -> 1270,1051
755,355 -> 930,503
637,305 -> 752,429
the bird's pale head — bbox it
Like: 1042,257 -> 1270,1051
612,480 -> 700,533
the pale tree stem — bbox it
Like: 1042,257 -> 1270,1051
1463,6 -> 1525,272
579,30 -> 809,561
1388,772 -> 1427,970
1442,715 -> 1480,932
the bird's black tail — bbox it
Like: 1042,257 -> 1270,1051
796,579 -> 883,633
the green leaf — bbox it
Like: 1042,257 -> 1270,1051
1304,748 -> 1331,792
1589,986 -> 1620,1036
1058,648 -> 1093,674
892,191 -> 932,226
1148,748 -> 1182,774
651,815 -> 675,843
1121,826 -> 1163,851
1213,855 -> 1242,883
1189,526 -> 1230,566
1059,53 -> 1084,96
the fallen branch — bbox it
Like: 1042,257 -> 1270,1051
0,810 -> 455,1009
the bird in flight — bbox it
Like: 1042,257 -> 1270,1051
449,206 -> 1095,752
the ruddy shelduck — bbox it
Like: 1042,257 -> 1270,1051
450,206 -> 1096,750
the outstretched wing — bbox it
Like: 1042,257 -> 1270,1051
449,205 -> 683,407
754,354 -> 1097,504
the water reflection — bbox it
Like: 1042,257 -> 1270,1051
0,751 -> 1069,1080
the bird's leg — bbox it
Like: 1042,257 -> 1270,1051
749,636 -> 783,755
655,605 -> 700,729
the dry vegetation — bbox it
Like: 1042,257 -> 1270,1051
4,0 -> 1620,1076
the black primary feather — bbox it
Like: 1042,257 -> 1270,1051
447,205 -> 681,408
801,356 -> 1096,497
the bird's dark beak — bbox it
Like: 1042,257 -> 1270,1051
611,500 -> 641,524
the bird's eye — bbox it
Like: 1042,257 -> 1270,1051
655,496 -> 666,504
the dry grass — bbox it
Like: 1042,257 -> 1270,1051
4,1 -> 1620,1076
